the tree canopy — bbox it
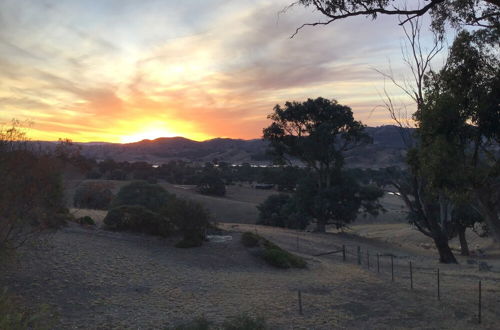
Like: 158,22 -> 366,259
263,97 -> 370,190
293,0 -> 500,36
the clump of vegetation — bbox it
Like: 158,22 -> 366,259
75,216 -> 95,226
112,181 -> 173,212
221,313 -> 267,330
167,313 -> 267,330
0,288 -> 57,330
103,205 -> 172,237
0,121 -> 68,250
257,194 -> 309,230
170,315 -> 212,330
240,232 -> 306,269
104,181 -> 210,247
241,232 -> 260,247
196,172 -> 226,196
73,182 -> 113,210
165,198 -> 210,248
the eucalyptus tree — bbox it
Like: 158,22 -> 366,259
291,0 -> 500,37
263,97 -> 383,232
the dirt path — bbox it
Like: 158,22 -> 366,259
2,223 -> 499,329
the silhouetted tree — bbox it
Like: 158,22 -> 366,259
0,121 -> 67,249
263,97 -> 377,232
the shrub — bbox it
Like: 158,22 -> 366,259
257,194 -> 309,230
163,198 -> 210,248
76,216 -> 95,226
166,314 -> 267,330
241,232 -> 306,269
241,232 -> 260,247
257,194 -> 291,228
222,313 -> 268,330
0,145 -> 67,249
0,288 -> 56,330
261,246 -> 306,269
106,169 -> 127,180
73,182 -> 113,210
85,169 -> 102,179
112,181 -> 172,212
103,205 -> 172,237
196,173 -> 226,196
170,315 -> 212,330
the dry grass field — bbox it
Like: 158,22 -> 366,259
3,222 -> 500,329
3,179 -> 499,329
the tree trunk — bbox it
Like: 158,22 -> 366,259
433,233 -> 458,264
458,226 -> 469,256
475,190 -> 500,244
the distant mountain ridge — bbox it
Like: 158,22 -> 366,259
38,125 -> 413,168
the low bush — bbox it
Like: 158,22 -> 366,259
240,232 -> 306,269
261,246 -> 306,269
170,315 -> 212,330
73,182 -> 113,210
196,173 -> 226,196
240,232 -> 260,247
103,205 -> 172,237
222,313 -> 267,330
0,288 -> 56,330
257,194 -> 309,230
112,181 -> 173,212
106,169 -> 127,180
76,216 -> 95,226
166,313 -> 267,330
163,198 -> 210,248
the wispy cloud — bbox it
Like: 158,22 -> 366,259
0,0 -> 422,141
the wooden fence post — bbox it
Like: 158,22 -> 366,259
357,246 -> 361,265
367,251 -> 370,269
437,268 -> 440,300
298,290 -> 303,315
478,280 -> 482,324
410,261 -> 413,290
342,245 -> 346,262
391,255 -> 394,282
377,253 -> 380,273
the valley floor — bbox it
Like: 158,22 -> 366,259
2,222 -> 500,329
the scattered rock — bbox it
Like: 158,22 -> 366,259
466,259 -> 477,265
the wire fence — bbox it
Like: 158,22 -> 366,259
296,240 -> 500,325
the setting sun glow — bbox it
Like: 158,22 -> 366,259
0,0 -> 408,143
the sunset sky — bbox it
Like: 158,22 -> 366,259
0,0 -> 441,142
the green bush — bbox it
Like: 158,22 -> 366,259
175,237 -> 204,248
73,182 -> 113,210
166,314 -> 267,330
222,314 -> 267,330
257,194 -> 309,230
112,181 -> 172,212
0,288 -> 56,330
163,198 -> 210,248
170,315 -> 212,330
261,246 -> 306,269
241,233 -> 306,269
196,173 -> 226,196
103,205 -> 172,237
76,216 -> 95,226
241,232 -> 260,247
106,168 -> 127,180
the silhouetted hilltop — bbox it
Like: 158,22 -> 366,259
36,125 -> 413,168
